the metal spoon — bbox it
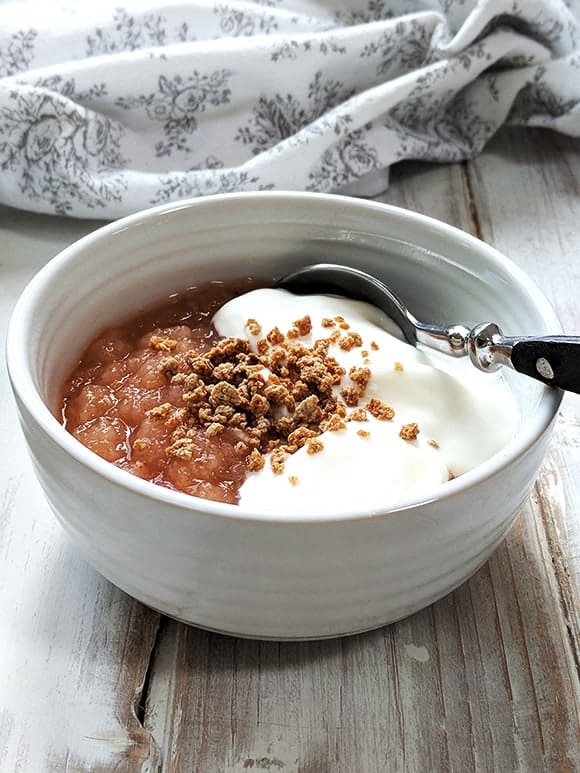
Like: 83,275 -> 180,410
276,263 -> 580,394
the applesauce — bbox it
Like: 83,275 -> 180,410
61,279 -> 261,504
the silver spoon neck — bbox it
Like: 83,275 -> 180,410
414,321 -> 472,357
416,320 -> 515,372
468,323 -> 514,373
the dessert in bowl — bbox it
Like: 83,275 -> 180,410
60,282 -> 517,512
7,192 -> 562,639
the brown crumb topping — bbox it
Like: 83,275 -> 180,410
247,448 -> 265,471
322,413 -> 347,432
349,366 -> 371,391
153,320 -> 359,473
339,331 -> 363,351
349,407 -> 368,422
370,341 -> 379,351
293,315 -> 312,337
149,335 -> 178,352
267,327 -> 285,346
270,448 -> 287,474
166,437 -> 196,459
152,307 -> 424,475
147,402 -> 174,420
394,361 -> 404,373
367,398 -> 395,421
288,475 -> 299,486
306,438 -> 324,455
428,439 -> 440,449
340,386 -> 361,407
246,318 -> 262,336
206,422 -> 225,437
400,422 -> 420,441
158,356 -> 180,377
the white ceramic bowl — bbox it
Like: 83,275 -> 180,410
7,192 -> 562,640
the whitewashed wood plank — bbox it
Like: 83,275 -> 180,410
0,207 -> 161,773
467,128 -> 580,625
465,129 -> 580,771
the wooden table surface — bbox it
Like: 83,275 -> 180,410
1,128 -> 579,773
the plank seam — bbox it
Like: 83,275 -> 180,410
461,162 -> 483,240
136,616 -> 165,728
533,476 -> 580,688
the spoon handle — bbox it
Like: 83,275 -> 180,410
509,337 -> 580,393
468,323 -> 580,393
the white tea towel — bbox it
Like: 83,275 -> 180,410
0,0 -> 579,218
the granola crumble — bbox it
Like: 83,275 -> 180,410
246,318 -> 262,336
349,407 -> 368,422
293,315 -> 312,337
149,336 -> 178,352
338,331 -> 363,351
400,422 -> 420,441
306,438 -> 324,455
153,317 -> 371,474
367,398 -> 395,421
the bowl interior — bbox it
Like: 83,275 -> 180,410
10,192 -> 561,506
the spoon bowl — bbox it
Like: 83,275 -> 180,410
277,263 -> 580,393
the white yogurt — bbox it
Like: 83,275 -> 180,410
213,288 -> 517,513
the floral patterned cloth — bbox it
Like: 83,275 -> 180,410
0,0 -> 579,218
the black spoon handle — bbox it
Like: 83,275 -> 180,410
510,337 -> 580,393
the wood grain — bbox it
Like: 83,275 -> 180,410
0,208 -> 161,773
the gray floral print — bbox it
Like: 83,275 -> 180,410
0,0 -> 577,219
86,9 -> 168,55
308,128 -> 380,191
0,81 -> 126,214
115,70 -> 232,156
152,157 -> 273,204
214,4 -> 279,36
360,18 -> 436,76
0,29 -> 37,77
236,71 -> 355,155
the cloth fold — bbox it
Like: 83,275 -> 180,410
0,0 -> 579,219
